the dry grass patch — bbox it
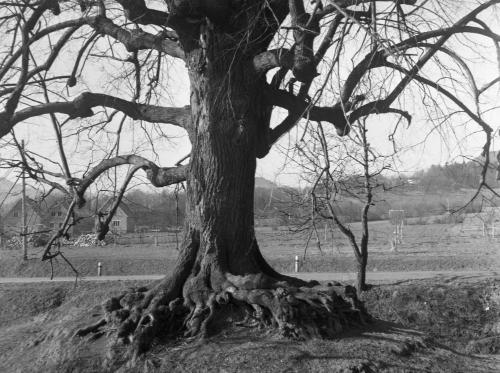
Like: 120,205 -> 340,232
0,278 -> 498,372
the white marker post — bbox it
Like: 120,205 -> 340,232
294,255 -> 299,273
97,262 -> 102,276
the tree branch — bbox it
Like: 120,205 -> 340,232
325,0 -> 417,6
288,0 -> 321,82
264,86 -> 364,142
253,48 -> 293,75
383,0 -> 500,107
94,165 -> 141,240
343,1 -> 500,125
383,63 -> 491,133
115,0 -> 170,27
348,62 -> 492,133
76,154 -> 188,207
391,26 -> 500,52
0,18 -> 91,83
340,25 -> 500,106
4,1 -> 67,117
1,92 -> 191,137
89,16 -> 184,59
340,50 -> 387,104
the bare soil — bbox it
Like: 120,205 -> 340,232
0,277 -> 498,372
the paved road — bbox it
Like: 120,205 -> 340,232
0,270 -> 498,284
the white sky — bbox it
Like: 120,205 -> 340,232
1,1 -> 499,190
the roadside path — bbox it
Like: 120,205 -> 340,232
0,270 -> 498,284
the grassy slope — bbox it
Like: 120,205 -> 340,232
0,278 -> 499,372
362,278 -> 500,354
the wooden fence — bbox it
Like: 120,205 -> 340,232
109,230 -> 182,246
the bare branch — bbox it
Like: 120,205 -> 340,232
0,18 -> 90,83
479,77 -> 500,95
375,62 -> 491,134
115,0 -> 170,27
325,0 -> 417,6
4,2 -> 70,117
384,0 -> 500,108
76,154 -> 188,206
253,48 -> 293,75
1,92 -> 191,137
288,0 -> 321,82
265,86 -> 365,142
89,16 -> 184,59
93,165 -> 141,240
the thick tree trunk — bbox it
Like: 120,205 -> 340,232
76,19 -> 370,365
174,19 -> 285,293
185,57 -> 263,278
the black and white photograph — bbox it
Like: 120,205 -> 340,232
0,1 -> 499,372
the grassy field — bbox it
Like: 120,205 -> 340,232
0,277 -> 498,372
0,221 -> 498,277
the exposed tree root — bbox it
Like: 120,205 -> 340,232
75,271 -> 371,366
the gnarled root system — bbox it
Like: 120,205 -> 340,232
75,272 -> 370,365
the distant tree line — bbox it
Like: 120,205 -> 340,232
410,155 -> 499,192
122,189 -> 186,230
88,157 -> 498,230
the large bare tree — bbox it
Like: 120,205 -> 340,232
1,0 -> 499,361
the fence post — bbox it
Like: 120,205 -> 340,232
97,262 -> 102,276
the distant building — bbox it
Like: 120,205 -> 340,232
3,197 -> 42,236
98,199 -> 137,234
1,197 -> 92,237
2,197 -> 70,236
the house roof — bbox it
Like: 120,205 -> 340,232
5,197 -> 42,217
100,197 -> 135,217
3,195 -> 73,218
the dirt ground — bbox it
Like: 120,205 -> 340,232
0,277 -> 499,372
0,222 -> 498,277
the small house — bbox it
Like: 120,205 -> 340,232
2,197 -> 45,236
1,197 -> 91,237
98,199 -> 136,234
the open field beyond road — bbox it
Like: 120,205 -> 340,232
1,222 -> 498,278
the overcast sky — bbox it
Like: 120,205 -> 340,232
1,1 -> 499,189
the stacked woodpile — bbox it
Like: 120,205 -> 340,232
5,237 -> 22,250
73,234 -> 106,247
